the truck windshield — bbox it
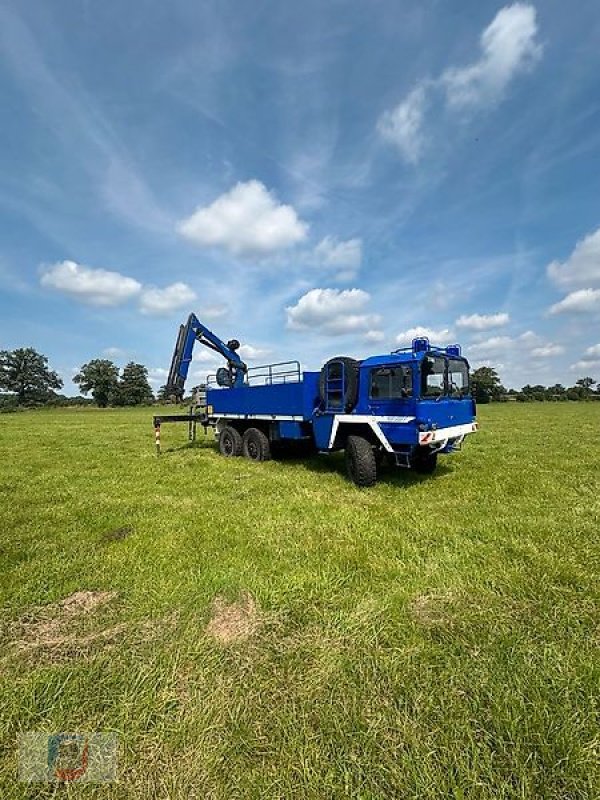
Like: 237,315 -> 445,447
370,365 -> 412,399
421,355 -> 470,398
421,356 -> 445,397
448,358 -> 469,397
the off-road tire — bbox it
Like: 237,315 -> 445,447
412,447 -> 438,474
243,427 -> 272,462
345,435 -> 377,487
218,426 -> 243,457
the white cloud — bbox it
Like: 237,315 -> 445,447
364,329 -> 385,343
199,304 -> 228,320
468,335 -> 513,355
103,347 -> 125,359
469,331 -> 567,363
570,359 -> 600,373
148,367 -> 168,386
377,86 -> 428,163
531,344 -> 565,358
192,349 -> 221,364
314,236 -> 362,279
442,3 -> 541,109
549,289 -> 600,315
568,344 -> 600,373
395,326 -> 453,346
547,227 -> 600,287
40,260 -> 141,306
456,312 -> 510,330
139,282 -> 197,316
518,330 -> 542,346
177,180 -> 308,257
286,288 -> 380,336
378,4 -> 541,162
237,344 -> 271,361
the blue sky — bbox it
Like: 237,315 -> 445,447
1,0 -> 599,392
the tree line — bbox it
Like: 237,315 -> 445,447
1,347 -> 598,410
0,347 -> 155,409
471,366 -> 599,403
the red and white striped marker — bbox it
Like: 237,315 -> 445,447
155,425 -> 161,455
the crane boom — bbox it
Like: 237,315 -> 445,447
166,313 -> 246,398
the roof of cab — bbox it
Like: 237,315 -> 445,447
360,347 -> 468,369
360,351 -> 424,368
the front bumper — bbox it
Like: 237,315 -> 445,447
419,421 -> 478,444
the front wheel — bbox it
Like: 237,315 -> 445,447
345,436 -> 377,487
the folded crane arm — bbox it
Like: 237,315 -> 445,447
166,313 -> 246,398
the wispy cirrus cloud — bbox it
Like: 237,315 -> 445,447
377,86 -> 428,164
378,3 -> 542,163
0,6 -> 169,235
442,3 -> 541,110
313,236 -> 362,280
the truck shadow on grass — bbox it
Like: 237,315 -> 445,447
277,450 -> 455,488
161,440 -> 454,487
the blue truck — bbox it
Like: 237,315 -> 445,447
153,313 -> 477,487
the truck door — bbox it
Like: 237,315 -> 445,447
446,357 -> 474,424
368,364 -> 415,446
419,354 -> 473,428
368,364 -> 414,415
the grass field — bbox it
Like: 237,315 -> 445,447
0,403 -> 598,798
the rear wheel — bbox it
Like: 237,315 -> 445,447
218,426 -> 243,457
345,435 -> 377,487
412,447 -> 438,474
243,427 -> 272,462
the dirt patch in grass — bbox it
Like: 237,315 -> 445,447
409,591 -> 456,627
206,592 -> 263,645
59,590 -> 117,611
102,525 -> 133,542
6,592 -> 181,664
9,590 -> 119,655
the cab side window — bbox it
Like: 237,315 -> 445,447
370,366 -> 412,399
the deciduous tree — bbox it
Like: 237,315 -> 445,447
116,362 -> 154,406
471,366 -> 504,403
0,347 -> 63,403
73,359 -> 119,407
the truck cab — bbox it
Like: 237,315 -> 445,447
315,338 -> 477,484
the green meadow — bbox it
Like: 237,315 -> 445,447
0,403 -> 598,798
